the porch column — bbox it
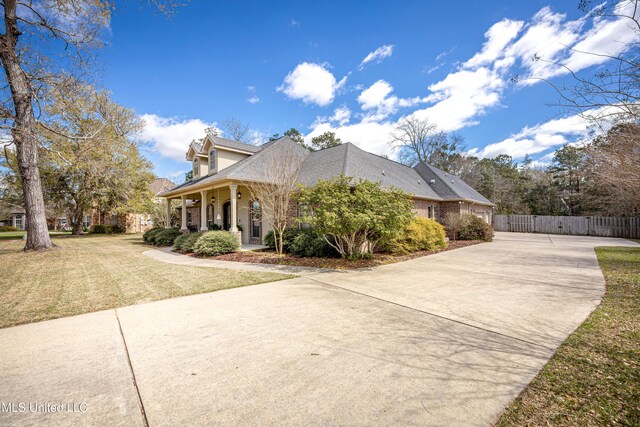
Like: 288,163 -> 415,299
200,190 -> 209,231
180,196 -> 188,232
229,184 -> 238,232
165,199 -> 172,229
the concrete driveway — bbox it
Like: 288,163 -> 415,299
1,233 -> 638,426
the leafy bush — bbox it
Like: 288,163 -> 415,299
173,231 -> 205,253
288,229 -> 339,258
386,217 -> 447,254
89,224 -> 124,234
295,176 -> 414,259
459,213 -> 494,241
263,228 -> 303,252
193,231 -> 240,256
0,225 -> 19,232
208,223 -> 221,231
143,227 -> 163,243
151,228 -> 182,246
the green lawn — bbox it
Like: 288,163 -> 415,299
496,246 -> 640,426
0,234 -> 293,328
0,230 -> 71,240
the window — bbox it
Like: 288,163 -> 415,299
192,158 -> 199,177
297,203 -> 311,230
427,206 -> 433,219
14,214 -> 23,229
82,215 -> 91,228
209,149 -> 217,172
187,212 -> 192,225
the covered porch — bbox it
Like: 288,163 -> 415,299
163,182 -> 271,246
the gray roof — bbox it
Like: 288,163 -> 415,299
209,136 -> 261,153
414,162 -> 495,206
160,137 -> 309,196
298,143 -> 443,200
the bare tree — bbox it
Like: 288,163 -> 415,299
389,117 -> 465,167
514,0 -> 640,124
220,117 -> 252,144
0,0 -> 182,250
242,140 -> 308,255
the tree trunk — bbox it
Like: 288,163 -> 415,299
0,0 -> 53,250
70,207 -> 84,235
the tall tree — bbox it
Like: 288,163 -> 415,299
35,80 -> 154,234
389,117 -> 464,167
310,131 -> 342,150
269,128 -> 312,150
0,0 -> 181,250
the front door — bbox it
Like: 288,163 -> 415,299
249,200 -> 262,244
223,201 -> 231,231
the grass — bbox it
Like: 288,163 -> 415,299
0,230 -> 70,240
496,246 -> 640,426
0,234 -> 293,329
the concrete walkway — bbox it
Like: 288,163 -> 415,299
1,233 -> 638,426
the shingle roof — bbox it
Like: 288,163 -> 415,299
298,143 -> 443,200
150,178 -> 175,195
209,136 -> 261,153
413,162 -> 495,206
159,137 -> 308,196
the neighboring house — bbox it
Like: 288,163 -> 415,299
159,134 -> 494,245
91,177 -> 177,233
0,208 -> 26,230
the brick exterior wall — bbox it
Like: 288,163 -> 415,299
412,200 -> 441,221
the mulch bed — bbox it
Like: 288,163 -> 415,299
203,239 -> 485,270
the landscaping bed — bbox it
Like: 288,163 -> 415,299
496,246 -> 640,426
203,240 -> 485,270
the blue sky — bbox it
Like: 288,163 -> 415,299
100,0 -> 636,180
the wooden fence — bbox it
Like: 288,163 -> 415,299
492,215 -> 640,238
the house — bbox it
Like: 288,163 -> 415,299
0,208 -> 26,230
159,133 -> 494,245
91,177 -> 176,233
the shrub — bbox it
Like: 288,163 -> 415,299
288,229 -> 339,258
151,228 -> 182,246
387,217 -> 447,254
208,223 -> 221,231
109,224 -> 124,234
459,213 -> 494,241
173,231 -> 205,253
143,227 -> 163,244
90,224 -> 109,234
0,225 -> 19,232
263,228 -> 303,253
193,231 -> 240,256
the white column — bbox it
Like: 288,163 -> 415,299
229,184 -> 238,232
165,199 -> 172,229
200,190 -> 208,231
180,196 -> 188,231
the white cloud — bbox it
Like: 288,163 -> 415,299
306,120 -> 396,158
246,86 -> 260,104
277,62 -> 347,106
330,106 -> 351,125
470,112 -> 594,159
463,19 -> 524,68
358,45 -> 394,70
357,80 -> 427,122
139,114 -> 217,162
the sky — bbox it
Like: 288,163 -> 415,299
99,0 -> 637,180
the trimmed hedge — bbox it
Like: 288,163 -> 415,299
90,224 -> 124,234
143,227 -> 181,246
0,225 -> 19,232
387,217 -> 447,254
459,213 -> 494,242
289,229 -> 339,258
263,229 -> 303,253
173,231 -> 205,253
193,231 -> 240,256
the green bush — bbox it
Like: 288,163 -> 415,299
208,223 -> 221,231
89,224 -> 124,234
0,225 -> 19,232
193,231 -> 240,256
143,227 -> 163,243
387,217 -> 447,254
459,213 -> 494,241
263,229 -> 303,252
173,231 -> 205,253
289,229 -> 339,258
151,228 -> 182,246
